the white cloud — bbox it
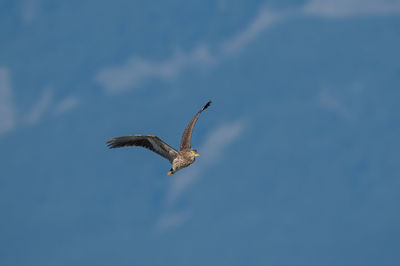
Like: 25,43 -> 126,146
95,45 -> 214,94
54,96 -> 79,116
317,88 -> 350,118
155,119 -> 246,232
220,8 -> 283,55
155,210 -> 192,232
25,89 -> 53,125
303,0 -> 400,17
95,7 -> 284,94
96,1 -> 400,95
21,0 -> 42,24
0,67 -> 16,137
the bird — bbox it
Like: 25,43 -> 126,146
107,101 -> 212,175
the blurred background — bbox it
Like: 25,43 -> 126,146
1,0 -> 400,265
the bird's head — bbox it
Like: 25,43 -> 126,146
191,149 -> 200,157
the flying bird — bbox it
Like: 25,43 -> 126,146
107,101 -> 212,175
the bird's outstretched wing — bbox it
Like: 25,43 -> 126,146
107,135 -> 178,162
180,101 -> 211,150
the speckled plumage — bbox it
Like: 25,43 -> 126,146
171,149 -> 196,173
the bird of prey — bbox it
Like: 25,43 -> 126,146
107,101 -> 212,175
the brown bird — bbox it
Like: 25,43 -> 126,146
107,101 -> 211,175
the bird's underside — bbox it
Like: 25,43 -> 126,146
107,101 -> 211,175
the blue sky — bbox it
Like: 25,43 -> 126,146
1,0 -> 400,265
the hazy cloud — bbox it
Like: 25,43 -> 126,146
95,45 -> 214,94
155,119 -> 246,232
25,90 -> 53,125
54,96 -> 79,116
95,7 -> 284,94
0,67 -> 16,137
96,1 -> 400,95
303,0 -> 400,17
21,0 -> 42,24
317,88 -> 350,118
155,210 -> 192,232
221,8 -> 283,55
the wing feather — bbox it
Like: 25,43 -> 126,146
107,135 -> 178,162
180,101 -> 211,150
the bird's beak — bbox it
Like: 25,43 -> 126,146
194,152 -> 200,157
168,170 -> 173,175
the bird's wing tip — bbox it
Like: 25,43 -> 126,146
106,139 -> 116,149
203,100 -> 212,110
